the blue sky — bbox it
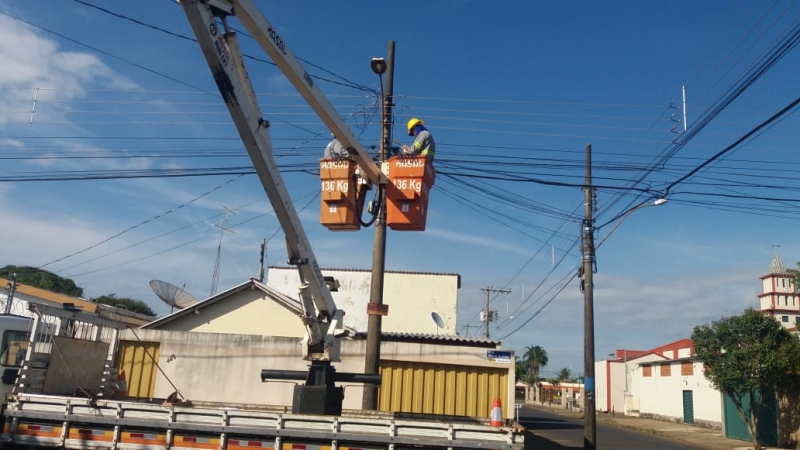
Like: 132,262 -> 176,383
1,1 -> 800,378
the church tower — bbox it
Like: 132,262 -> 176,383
758,253 -> 800,329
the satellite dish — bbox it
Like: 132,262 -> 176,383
431,312 -> 446,329
150,280 -> 199,313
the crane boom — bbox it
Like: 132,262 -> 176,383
178,0 -> 383,362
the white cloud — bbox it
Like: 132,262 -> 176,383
425,228 -> 533,256
0,13 -> 137,126
493,266 -> 764,374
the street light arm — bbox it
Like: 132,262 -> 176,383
596,197 -> 667,230
595,198 -> 667,250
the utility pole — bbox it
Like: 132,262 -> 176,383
582,143 -> 596,450
363,40 -> 395,410
4,273 -> 17,315
481,287 -> 511,338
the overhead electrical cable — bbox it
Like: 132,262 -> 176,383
70,0 -> 376,93
38,175 -> 247,268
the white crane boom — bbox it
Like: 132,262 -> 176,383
178,0 -> 384,361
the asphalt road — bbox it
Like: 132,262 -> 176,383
519,406 -> 708,449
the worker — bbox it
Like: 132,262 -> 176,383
401,118 -> 435,161
323,135 -> 351,159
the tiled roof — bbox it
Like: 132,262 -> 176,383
354,331 -> 500,348
0,278 -> 152,326
143,279 -> 359,335
770,253 -> 787,274
646,338 -> 694,355
1,277 -> 97,312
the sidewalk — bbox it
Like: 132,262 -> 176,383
527,403 -> 791,450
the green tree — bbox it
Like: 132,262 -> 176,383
0,265 -> 83,297
95,294 -> 156,317
524,345 -> 548,381
515,361 -> 528,382
692,308 -> 800,450
557,367 -> 571,383
787,262 -> 800,292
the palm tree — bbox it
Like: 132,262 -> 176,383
557,367 -> 571,383
524,346 -> 548,380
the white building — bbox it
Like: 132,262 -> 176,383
598,339 -> 722,428
758,253 -> 800,329
593,253 -> 799,435
595,339 -> 691,415
634,358 -> 722,428
266,267 -> 459,334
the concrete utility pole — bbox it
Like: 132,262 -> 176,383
481,287 -> 511,338
363,40 -> 395,411
582,143 -> 596,450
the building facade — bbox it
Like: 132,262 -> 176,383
266,267 -> 459,334
634,359 -> 722,428
595,339 -> 692,415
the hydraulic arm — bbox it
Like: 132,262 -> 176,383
177,0 -> 384,362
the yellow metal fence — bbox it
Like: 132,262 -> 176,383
378,360 -> 508,419
116,340 -> 160,399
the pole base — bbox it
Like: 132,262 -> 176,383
292,384 -> 344,415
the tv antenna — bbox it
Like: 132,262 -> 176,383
210,204 -> 236,297
149,280 -> 199,314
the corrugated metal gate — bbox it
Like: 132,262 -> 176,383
378,360 -> 508,419
116,340 -> 160,399
723,388 -> 777,446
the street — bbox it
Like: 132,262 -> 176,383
519,406 -> 709,449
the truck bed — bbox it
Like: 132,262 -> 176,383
1,394 -> 525,450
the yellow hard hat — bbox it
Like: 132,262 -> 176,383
407,118 -> 423,136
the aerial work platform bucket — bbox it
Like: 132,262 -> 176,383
385,155 -> 435,231
319,159 -> 364,231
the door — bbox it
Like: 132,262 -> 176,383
682,390 -> 694,425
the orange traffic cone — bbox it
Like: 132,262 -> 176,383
115,369 -> 128,400
490,397 -> 503,426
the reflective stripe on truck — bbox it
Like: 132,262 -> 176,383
119,431 -> 168,446
16,423 -> 61,438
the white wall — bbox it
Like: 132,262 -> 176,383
595,360 -> 628,413
267,268 -> 458,334
122,329 -> 515,418
626,354 -> 668,416
635,360 -> 721,427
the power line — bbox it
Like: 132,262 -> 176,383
70,0 -> 375,93
38,175 -> 247,268
665,95 -> 800,193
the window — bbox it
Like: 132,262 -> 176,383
681,362 -> 693,376
796,316 -> 800,324
643,365 -> 652,377
661,363 -> 671,377
782,316 -> 789,323
0,330 -> 29,367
